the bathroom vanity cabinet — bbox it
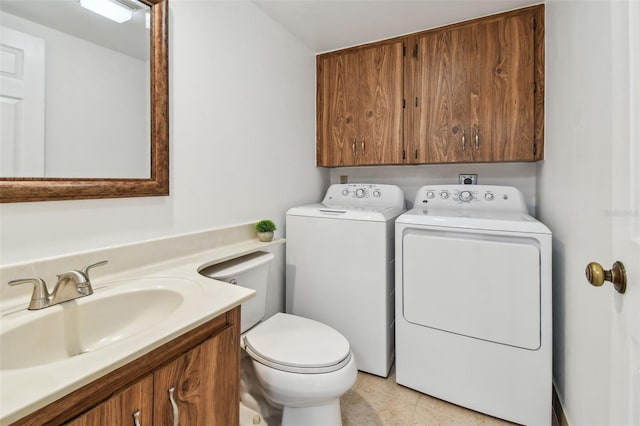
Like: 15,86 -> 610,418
316,5 -> 544,167
12,307 -> 240,426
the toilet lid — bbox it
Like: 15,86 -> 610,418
243,313 -> 351,374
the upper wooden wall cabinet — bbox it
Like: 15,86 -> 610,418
316,5 -> 545,167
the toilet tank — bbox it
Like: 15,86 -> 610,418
200,251 -> 274,333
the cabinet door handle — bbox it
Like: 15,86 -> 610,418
133,410 -> 141,426
461,129 -> 466,151
168,386 -> 179,426
474,127 -> 479,150
352,138 -> 356,155
361,139 -> 366,152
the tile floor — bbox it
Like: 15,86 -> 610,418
340,366 -> 556,426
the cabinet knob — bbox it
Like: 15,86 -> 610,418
585,261 -> 627,294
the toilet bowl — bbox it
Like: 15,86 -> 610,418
201,251 -> 357,426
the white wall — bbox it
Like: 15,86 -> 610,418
538,1 -> 617,424
0,1 -> 327,314
0,12 -> 148,178
331,163 -> 537,212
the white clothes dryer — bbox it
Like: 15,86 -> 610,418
286,183 -> 405,377
395,185 -> 552,426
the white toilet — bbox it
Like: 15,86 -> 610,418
201,251 -> 357,426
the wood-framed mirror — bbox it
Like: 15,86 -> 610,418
0,0 -> 168,203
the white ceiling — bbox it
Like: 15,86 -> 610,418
253,0 -> 543,53
1,1 -> 543,61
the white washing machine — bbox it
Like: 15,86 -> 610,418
395,185 -> 552,426
286,183 -> 405,377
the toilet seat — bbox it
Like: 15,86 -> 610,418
243,313 -> 351,374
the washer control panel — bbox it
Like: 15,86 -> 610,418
414,185 -> 527,212
324,184 -> 405,208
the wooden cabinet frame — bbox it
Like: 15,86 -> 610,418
316,5 -> 544,167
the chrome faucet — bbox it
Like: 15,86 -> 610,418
8,260 -> 108,310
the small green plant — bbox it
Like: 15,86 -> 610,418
255,219 -> 277,232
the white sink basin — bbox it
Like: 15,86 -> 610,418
0,277 -> 200,371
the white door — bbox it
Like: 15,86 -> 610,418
0,26 -> 45,177
608,2 -> 640,424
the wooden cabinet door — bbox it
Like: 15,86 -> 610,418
317,42 -> 403,166
66,375 -> 153,426
153,326 -> 239,426
356,42 -> 403,165
317,51 -> 359,167
476,12 -> 535,161
406,8 -> 538,164
409,27 -> 477,164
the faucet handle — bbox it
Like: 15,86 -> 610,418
81,260 -> 108,278
8,277 -> 51,310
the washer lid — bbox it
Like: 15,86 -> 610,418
243,313 -> 351,373
286,203 -> 403,222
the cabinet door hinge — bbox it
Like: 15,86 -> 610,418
413,44 -> 418,58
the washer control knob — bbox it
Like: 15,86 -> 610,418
426,191 -> 435,199
440,191 -> 449,199
373,190 -> 381,198
355,188 -> 366,198
459,190 -> 473,202
342,189 -> 349,196
484,192 -> 494,201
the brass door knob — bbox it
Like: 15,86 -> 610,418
585,261 -> 627,294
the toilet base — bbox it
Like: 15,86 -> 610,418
240,402 -> 268,426
282,399 -> 342,426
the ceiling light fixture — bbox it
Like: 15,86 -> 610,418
79,0 -> 133,23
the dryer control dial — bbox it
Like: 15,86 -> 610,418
426,191 -> 435,199
373,190 -> 381,198
440,191 -> 450,199
484,192 -> 495,201
342,189 -> 350,196
459,190 -> 473,202
356,188 -> 366,198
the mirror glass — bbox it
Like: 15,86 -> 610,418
0,0 -> 151,179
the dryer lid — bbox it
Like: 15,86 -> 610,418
243,313 -> 351,373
